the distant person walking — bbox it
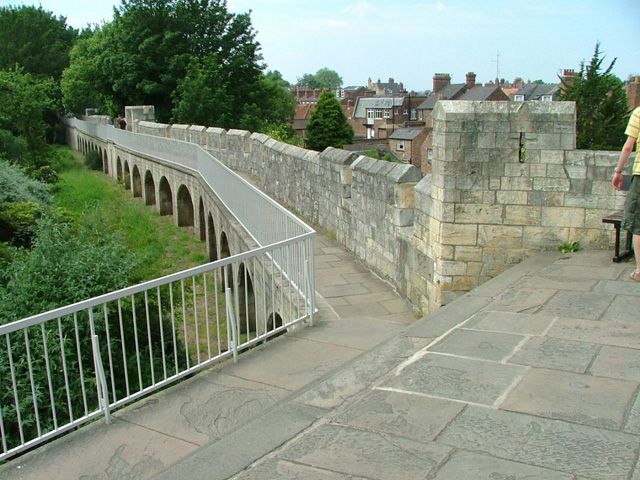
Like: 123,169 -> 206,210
613,106 -> 640,282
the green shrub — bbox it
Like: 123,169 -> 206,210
0,201 -> 43,248
0,159 -> 51,204
84,149 -> 102,171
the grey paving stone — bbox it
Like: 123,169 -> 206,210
500,368 -> 638,430
333,302 -> 394,318
335,390 -> 464,443
278,424 -> 452,480
485,287 -> 558,314
0,416 -> 197,480
516,274 -> 598,292
601,294 -> 640,325
540,290 -> 616,320
404,295 -> 492,339
219,335 -> 361,391
294,341 -> 408,410
508,336 -> 600,373
549,317 -> 640,349
233,458 -> 369,479
537,263 -> 627,280
153,402 -> 326,480
430,450 -> 574,480
623,392 -> 640,435
436,406 -> 639,479
318,283 -> 372,298
290,317 -> 406,351
465,311 -> 555,335
595,279 -> 640,296
590,345 -> 640,382
117,372 -> 289,444
429,328 -> 525,362
382,353 -> 527,406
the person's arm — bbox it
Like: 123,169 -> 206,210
613,135 -> 635,191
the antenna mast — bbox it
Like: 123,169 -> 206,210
492,51 -> 501,83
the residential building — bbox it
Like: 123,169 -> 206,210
512,83 -> 561,102
350,96 -> 405,139
367,77 -> 405,96
389,127 -> 428,167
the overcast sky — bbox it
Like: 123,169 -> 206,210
3,0 -> 639,91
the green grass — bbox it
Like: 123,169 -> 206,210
53,147 -> 208,282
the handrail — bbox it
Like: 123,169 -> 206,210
0,118 -> 316,462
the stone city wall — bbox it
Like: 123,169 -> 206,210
132,101 -> 627,314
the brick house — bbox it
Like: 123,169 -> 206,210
389,127 -> 428,167
367,77 -> 405,96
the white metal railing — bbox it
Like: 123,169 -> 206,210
0,119 -> 316,462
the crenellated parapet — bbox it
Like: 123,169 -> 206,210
129,100 -> 627,314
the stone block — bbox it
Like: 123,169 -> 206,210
542,206 -> 585,228
496,190 -> 528,205
478,225 -> 524,248
501,176 -> 533,191
455,246 -> 483,262
454,204 -> 504,225
439,222 -> 478,246
504,205 -> 542,225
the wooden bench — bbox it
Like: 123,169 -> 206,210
602,212 -> 634,262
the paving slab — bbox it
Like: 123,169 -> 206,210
508,336 -> 600,373
384,353 -> 527,406
436,406 -> 640,479
428,328 -> 525,361
277,424 -> 452,480
429,450 -> 575,480
500,367 -> 639,429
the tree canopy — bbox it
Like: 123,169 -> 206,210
305,90 -> 353,151
61,0 -> 295,129
0,5 -> 79,80
297,68 -> 343,91
559,42 -> 629,150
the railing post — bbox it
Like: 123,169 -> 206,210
89,309 -> 111,424
226,287 -> 239,364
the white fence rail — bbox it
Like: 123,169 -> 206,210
0,120 -> 315,462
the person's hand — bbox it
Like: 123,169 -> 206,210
613,171 -> 624,191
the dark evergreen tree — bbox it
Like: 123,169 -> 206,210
559,43 -> 629,150
305,90 -> 353,151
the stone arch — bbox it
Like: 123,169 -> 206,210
266,313 -> 285,339
123,161 -> 131,190
220,231 -> 232,289
144,170 -> 156,206
176,184 -> 194,227
207,213 -> 218,261
236,263 -> 256,334
158,176 -> 173,216
131,165 -> 142,197
102,149 -> 109,174
198,198 -> 206,241
116,156 -> 123,181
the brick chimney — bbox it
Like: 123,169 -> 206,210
627,76 -> 640,110
560,69 -> 579,93
433,73 -> 451,93
466,72 -> 476,90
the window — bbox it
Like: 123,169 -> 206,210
374,109 -> 383,119
367,109 -> 375,119
411,109 -> 417,120
541,95 -> 553,102
397,141 -> 405,152
427,148 -> 433,159
403,109 -> 408,115
384,109 -> 391,118
514,94 -> 525,102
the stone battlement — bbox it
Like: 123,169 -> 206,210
132,100 -> 627,314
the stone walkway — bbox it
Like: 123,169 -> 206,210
1,236 -> 639,480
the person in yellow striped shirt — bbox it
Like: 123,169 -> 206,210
613,106 -> 640,281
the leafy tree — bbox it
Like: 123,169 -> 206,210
63,0 -> 266,124
297,68 -> 343,90
559,42 -> 629,150
305,90 -> 353,151
0,68 -> 60,161
0,5 -> 79,80
0,159 -> 51,204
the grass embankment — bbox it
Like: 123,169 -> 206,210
51,146 -> 208,282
